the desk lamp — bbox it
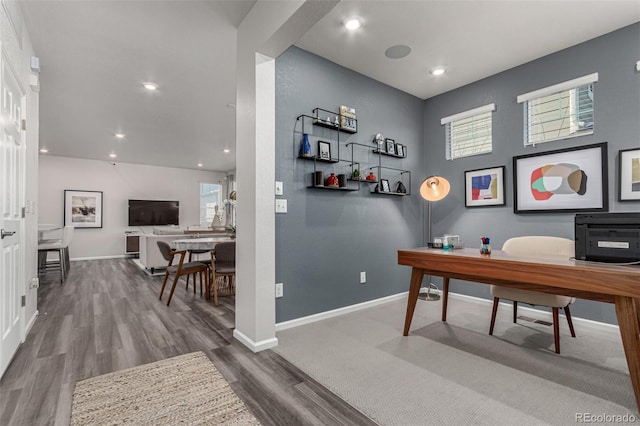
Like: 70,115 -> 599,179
419,176 -> 451,301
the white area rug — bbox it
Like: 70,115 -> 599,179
71,351 -> 259,425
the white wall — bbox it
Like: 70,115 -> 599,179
39,156 -> 227,259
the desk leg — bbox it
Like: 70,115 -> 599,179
441,277 -> 450,322
615,296 -> 640,411
403,268 -> 424,336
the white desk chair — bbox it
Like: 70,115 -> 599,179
489,236 -> 576,354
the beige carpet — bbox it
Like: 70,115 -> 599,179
71,351 -> 259,425
275,297 -> 636,425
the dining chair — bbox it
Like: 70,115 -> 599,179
488,236 -> 576,354
209,241 -> 236,305
157,241 -> 209,306
185,249 -> 211,293
37,225 -> 74,284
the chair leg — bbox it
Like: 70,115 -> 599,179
212,272 -> 219,306
159,271 -> 171,300
166,274 -> 181,306
489,297 -> 499,335
58,248 -> 65,284
564,305 -> 576,337
513,301 -> 518,323
552,307 -> 560,354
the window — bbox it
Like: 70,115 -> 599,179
442,103 -> 495,160
199,182 -> 222,227
517,73 -> 598,146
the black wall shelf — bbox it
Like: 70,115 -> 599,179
309,184 -> 358,192
298,155 -> 340,164
372,148 -> 406,159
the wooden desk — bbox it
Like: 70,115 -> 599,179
398,247 -> 640,410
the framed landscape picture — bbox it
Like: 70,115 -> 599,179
465,166 -> 505,207
618,147 -> 640,201
64,190 -> 103,228
513,142 -> 608,213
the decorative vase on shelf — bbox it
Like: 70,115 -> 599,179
326,173 -> 339,187
366,172 -> 376,181
352,168 -> 361,180
300,133 -> 311,157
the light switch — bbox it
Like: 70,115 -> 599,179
275,181 -> 283,196
275,199 -> 287,213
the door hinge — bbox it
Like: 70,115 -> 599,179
21,119 -> 26,131
22,207 -> 26,218
21,295 -> 26,307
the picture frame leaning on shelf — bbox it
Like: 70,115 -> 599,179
318,141 -> 331,160
385,138 -> 396,155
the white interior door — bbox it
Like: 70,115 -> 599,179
0,50 -> 26,377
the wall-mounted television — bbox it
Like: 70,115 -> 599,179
128,199 -> 179,226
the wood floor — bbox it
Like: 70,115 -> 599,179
0,258 -> 375,426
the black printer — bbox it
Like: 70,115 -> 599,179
575,212 -> 640,263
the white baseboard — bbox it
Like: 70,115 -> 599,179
233,329 -> 278,353
71,254 -> 134,261
275,290 -> 619,335
275,292 -> 409,331
24,310 -> 38,337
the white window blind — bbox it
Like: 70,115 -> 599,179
442,103 -> 495,160
517,73 -> 598,146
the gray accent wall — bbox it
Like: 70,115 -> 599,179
275,24 -> 639,326
423,23 -> 640,325
275,47 -> 425,322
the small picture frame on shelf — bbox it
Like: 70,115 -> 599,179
318,141 -> 331,160
385,138 -> 395,155
380,179 -> 390,192
395,143 -> 404,157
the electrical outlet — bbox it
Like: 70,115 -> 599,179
360,271 -> 366,284
30,277 -> 39,289
275,283 -> 283,298
275,199 -> 287,213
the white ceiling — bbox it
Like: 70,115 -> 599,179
21,1 -> 640,172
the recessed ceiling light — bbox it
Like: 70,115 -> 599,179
142,82 -> 158,91
344,17 -> 362,30
39,148 -> 48,153
223,148 -> 231,154
109,153 -> 117,158
115,133 -> 125,139
430,67 -> 446,76
385,45 -> 412,59
197,163 -> 203,167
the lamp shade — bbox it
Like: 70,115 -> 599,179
420,176 -> 450,202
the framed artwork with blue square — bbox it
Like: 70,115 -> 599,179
465,166 -> 505,207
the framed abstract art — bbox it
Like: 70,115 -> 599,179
513,142 -> 608,213
464,166 -> 505,207
618,148 -> 640,201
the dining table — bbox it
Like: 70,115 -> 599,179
170,236 -> 233,251
170,236 -> 235,301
